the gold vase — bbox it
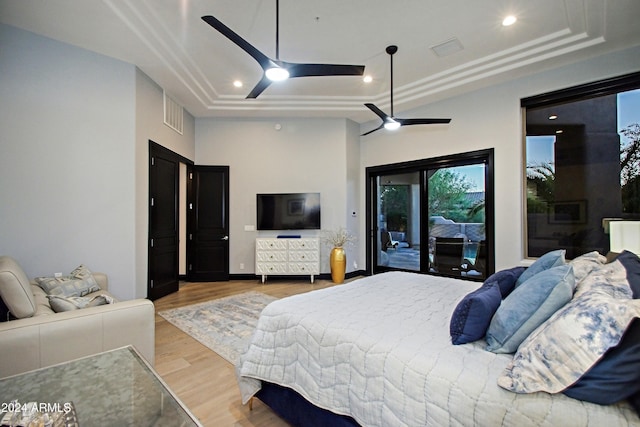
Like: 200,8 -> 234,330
330,247 -> 346,284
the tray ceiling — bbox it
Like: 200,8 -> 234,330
1,0 -> 639,122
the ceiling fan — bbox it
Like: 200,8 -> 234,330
362,45 -> 451,136
202,0 -> 365,99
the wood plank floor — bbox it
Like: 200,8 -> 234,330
153,277 -> 345,426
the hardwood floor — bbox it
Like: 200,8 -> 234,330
153,277 -> 344,426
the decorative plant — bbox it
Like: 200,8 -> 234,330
323,227 -> 356,248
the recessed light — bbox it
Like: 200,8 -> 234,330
502,15 -> 517,26
363,75 -> 373,83
233,80 -> 243,88
556,129 -> 563,134
548,114 -> 558,120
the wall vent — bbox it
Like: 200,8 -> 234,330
163,91 -> 184,135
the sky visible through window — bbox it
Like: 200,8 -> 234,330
449,164 -> 485,192
527,88 -> 640,170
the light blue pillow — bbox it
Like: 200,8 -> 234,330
515,249 -> 566,287
486,264 -> 575,353
498,280 -> 640,395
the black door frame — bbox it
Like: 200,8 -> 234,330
365,149 -> 495,279
148,141 -> 193,300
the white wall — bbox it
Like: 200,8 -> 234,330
195,118 -> 358,275
360,45 -> 640,271
134,70 -> 195,298
345,119 -> 363,270
2,22 -> 638,291
0,24 -> 196,299
195,46 -> 639,275
0,24 -> 136,298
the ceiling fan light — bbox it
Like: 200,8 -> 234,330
265,67 -> 289,81
384,120 -> 401,131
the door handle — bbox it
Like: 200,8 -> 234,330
222,236 -> 229,241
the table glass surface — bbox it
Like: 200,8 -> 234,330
0,346 -> 201,427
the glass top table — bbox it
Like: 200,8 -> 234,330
0,346 -> 202,427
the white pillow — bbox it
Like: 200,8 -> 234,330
498,262 -> 640,394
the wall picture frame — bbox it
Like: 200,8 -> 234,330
548,200 -> 587,224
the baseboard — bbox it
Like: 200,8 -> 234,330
228,270 -> 367,282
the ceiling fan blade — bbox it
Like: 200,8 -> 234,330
361,124 -> 385,136
362,45 -> 452,135
287,63 -> 365,78
202,15 -> 272,70
246,76 -> 272,99
364,103 -> 390,121
397,118 -> 452,126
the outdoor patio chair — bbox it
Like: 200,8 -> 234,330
433,237 -> 465,276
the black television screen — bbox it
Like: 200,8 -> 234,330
257,193 -> 321,230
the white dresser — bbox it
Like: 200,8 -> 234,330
255,238 -> 320,283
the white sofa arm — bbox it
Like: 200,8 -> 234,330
0,299 -> 155,378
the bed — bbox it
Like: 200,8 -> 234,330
237,254 -> 640,426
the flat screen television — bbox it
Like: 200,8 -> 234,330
257,193 -> 321,230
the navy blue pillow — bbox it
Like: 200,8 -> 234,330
450,282 -> 502,345
484,266 -> 527,298
563,318 -> 640,405
615,250 -> 640,298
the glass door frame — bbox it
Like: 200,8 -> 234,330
366,149 -> 495,279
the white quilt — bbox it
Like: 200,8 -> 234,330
237,272 -> 639,427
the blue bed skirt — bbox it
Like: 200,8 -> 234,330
256,382 -> 361,427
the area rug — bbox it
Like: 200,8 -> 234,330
158,291 -> 278,365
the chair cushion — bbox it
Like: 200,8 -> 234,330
0,256 -> 37,319
47,294 -> 111,312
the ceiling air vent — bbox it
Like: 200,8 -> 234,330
430,37 -> 464,58
163,91 -> 183,135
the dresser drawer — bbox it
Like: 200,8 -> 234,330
255,237 -> 320,283
256,263 -> 288,275
256,251 -> 287,263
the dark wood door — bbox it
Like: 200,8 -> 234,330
187,165 -> 230,281
148,143 -> 181,300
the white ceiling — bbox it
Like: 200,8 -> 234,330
1,0 -> 639,123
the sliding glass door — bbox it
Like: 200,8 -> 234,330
367,150 -> 493,281
428,164 -> 486,278
377,172 -> 421,271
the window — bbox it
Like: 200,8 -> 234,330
366,149 -> 494,280
522,72 -> 640,259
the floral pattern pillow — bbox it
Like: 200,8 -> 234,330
568,251 -> 607,285
498,263 -> 640,394
573,260 -> 632,299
